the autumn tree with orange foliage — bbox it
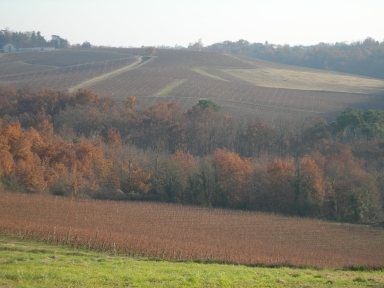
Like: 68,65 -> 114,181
0,122 -> 49,192
0,119 -> 15,178
120,158 -> 151,196
266,158 -> 296,214
212,149 -> 253,208
74,89 -> 100,105
0,119 -> 112,196
104,127 -> 122,147
102,145 -> 151,197
295,154 -> 329,216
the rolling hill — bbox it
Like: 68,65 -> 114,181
0,48 -> 383,127
1,48 -> 384,274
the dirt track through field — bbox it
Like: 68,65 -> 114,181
68,56 -> 154,92
155,79 -> 186,96
191,67 -> 229,82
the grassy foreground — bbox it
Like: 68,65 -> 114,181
0,237 -> 383,287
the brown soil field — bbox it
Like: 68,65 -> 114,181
0,48 -> 383,126
1,191 -> 383,268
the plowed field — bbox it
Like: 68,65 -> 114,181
1,48 -> 383,127
1,191 -> 383,268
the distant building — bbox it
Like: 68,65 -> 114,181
2,43 -> 55,53
3,43 -> 16,52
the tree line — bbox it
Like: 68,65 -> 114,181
0,29 -> 69,48
205,37 -> 384,80
0,86 -> 383,223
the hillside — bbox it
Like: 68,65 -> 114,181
1,48 -> 383,127
1,48 -> 384,266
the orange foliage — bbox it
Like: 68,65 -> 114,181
15,153 -> 47,193
296,154 -> 330,216
0,120 -> 111,195
0,150 -> 14,176
120,160 -> 151,195
148,101 -> 180,123
212,149 -> 253,207
128,168 -> 151,194
35,118 -> 54,138
266,158 -> 296,213
300,155 -> 326,203
1,122 -> 26,157
74,142 -> 109,188
171,150 -> 196,172
74,89 -> 100,105
104,127 -> 122,147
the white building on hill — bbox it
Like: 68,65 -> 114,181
2,43 -> 55,53
3,43 -> 16,52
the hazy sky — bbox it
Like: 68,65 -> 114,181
1,0 -> 383,47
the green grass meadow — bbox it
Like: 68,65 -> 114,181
0,237 -> 383,287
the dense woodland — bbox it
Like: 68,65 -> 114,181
205,37 -> 384,80
0,86 -> 384,224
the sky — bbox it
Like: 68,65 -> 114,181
1,0 -> 384,48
